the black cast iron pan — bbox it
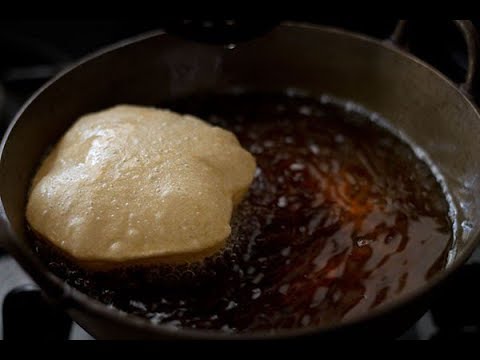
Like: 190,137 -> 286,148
0,20 -> 479,339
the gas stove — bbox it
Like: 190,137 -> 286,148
1,19 -> 479,340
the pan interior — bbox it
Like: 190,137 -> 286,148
26,89 -> 453,333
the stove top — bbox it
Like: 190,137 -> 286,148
1,19 -> 480,340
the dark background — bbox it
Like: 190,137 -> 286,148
1,19 -> 479,124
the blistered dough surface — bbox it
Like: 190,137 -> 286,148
26,105 -> 256,267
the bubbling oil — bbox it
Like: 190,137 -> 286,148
32,91 -> 453,332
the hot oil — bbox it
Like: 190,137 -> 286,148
33,92 -> 453,332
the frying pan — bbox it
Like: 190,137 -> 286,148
0,20 -> 479,340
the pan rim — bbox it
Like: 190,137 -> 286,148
1,21 -> 480,340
